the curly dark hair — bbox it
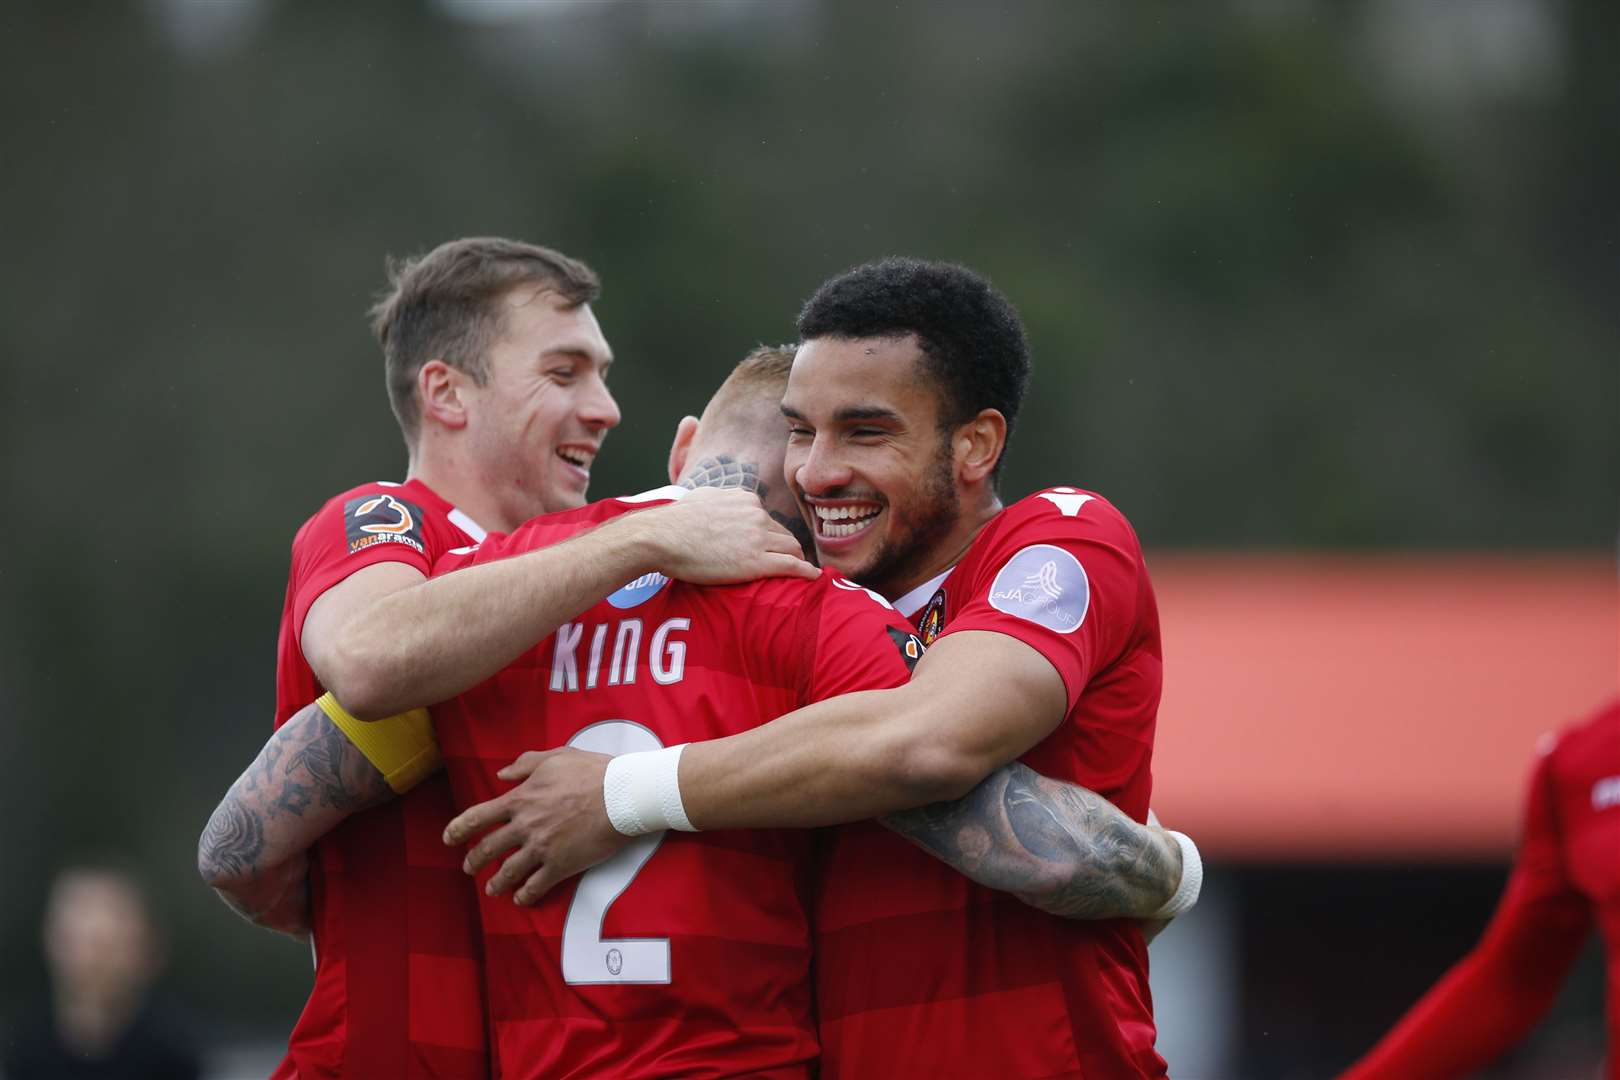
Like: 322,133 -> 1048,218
796,257 -> 1030,481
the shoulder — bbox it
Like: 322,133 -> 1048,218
1540,696 -> 1620,782
967,488 -> 1144,581
294,480 -> 429,536
288,480 -> 477,584
713,571 -> 905,647
992,487 -> 1138,543
471,491 -> 669,564
741,569 -> 896,614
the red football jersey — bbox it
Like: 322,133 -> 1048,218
431,488 -> 923,1080
271,478 -> 490,1080
1342,697 -> 1620,1079
815,487 -> 1166,1080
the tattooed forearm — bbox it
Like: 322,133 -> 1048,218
198,799 -> 264,882
199,700 -> 394,935
882,762 -> 1182,920
289,719 -> 385,811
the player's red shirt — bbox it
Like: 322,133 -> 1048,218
431,488 -> 924,1080
271,478 -> 489,1080
1342,697 -> 1620,1080
815,486 -> 1166,1080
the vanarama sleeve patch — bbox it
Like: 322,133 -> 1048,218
344,493 -> 426,557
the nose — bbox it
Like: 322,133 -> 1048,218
580,375 -> 621,431
792,432 -> 854,496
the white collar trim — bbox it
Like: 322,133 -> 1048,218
893,567 -> 954,619
447,507 -> 488,542
617,484 -> 689,504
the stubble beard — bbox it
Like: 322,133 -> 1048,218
845,449 -> 960,601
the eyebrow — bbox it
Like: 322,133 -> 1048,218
541,345 -> 614,369
779,403 -> 902,424
833,405 -> 902,424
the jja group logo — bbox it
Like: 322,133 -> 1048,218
607,571 -> 671,609
987,544 -> 1089,633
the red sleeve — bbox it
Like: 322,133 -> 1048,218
943,494 -> 1144,710
289,485 -> 436,639
1339,747 -> 1593,1079
802,576 -> 923,703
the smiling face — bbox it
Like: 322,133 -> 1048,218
782,334 -> 967,599
464,286 -> 620,523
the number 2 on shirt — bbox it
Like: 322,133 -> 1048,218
560,720 -> 671,984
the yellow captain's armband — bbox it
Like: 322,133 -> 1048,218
315,692 -> 441,795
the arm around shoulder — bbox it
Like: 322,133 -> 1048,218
678,629 -> 1070,829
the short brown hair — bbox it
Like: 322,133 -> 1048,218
369,237 -> 600,445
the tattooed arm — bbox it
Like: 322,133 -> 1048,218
198,700 -> 394,938
883,761 -> 1182,921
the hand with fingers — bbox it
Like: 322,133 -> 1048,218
443,747 -> 630,906
633,487 -> 818,585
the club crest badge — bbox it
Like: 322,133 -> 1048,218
916,588 -> 947,646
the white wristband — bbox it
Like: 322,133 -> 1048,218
1151,830 -> 1203,921
602,744 -> 696,837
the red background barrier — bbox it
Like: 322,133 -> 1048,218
1149,554 -> 1617,859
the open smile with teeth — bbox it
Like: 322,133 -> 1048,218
814,504 -> 882,539
557,447 -> 594,471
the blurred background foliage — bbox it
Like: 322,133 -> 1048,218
1,0 -> 1614,1066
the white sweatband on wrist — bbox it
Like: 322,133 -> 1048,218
602,744 -> 696,837
1151,830 -> 1203,921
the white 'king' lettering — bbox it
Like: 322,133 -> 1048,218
551,616 -> 688,692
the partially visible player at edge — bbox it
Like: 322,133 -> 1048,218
450,258 -> 1192,1078
199,238 -> 809,1079
1340,695 -> 1620,1080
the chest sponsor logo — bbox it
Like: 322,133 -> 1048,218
1593,776 -> 1620,812
607,571 -> 671,609
986,543 -> 1090,634
916,588 -> 947,646
344,493 -> 426,556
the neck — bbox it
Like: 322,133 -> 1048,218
881,489 -> 1003,601
677,448 -> 764,493
407,439 -> 517,533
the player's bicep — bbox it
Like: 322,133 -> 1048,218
300,560 -> 426,690
902,630 -> 1069,778
946,526 -> 1141,708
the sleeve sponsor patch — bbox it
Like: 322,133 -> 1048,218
344,493 -> 426,557
986,543 -> 1089,633
885,626 -> 925,673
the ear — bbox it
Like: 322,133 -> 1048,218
667,415 -> 701,484
954,409 -> 1007,486
417,360 -> 470,432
